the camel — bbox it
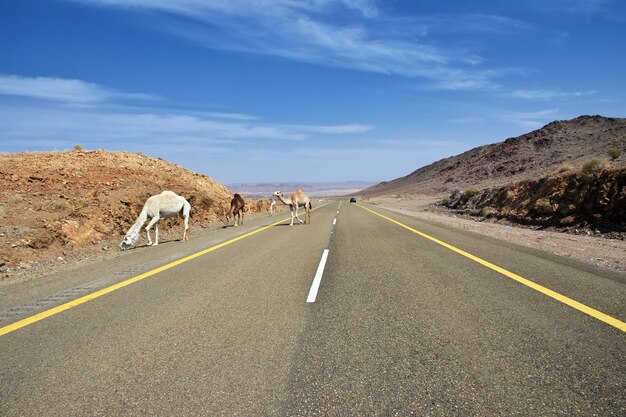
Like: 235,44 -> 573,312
226,193 -> 245,226
273,189 -> 312,225
119,190 -> 191,250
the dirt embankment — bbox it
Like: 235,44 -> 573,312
441,165 -> 626,239
0,150 -> 274,276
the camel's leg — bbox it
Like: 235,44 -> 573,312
295,205 -> 303,224
306,207 -> 311,224
145,216 -> 159,246
154,222 -> 159,245
183,213 -> 189,241
240,209 -> 244,225
289,207 -> 295,226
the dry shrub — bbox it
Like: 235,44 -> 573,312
607,147 -> 622,161
465,187 -> 480,198
479,207 -> 496,217
557,163 -> 573,173
53,199 -> 72,211
582,158 -> 607,175
73,144 -> 84,151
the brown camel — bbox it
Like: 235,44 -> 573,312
226,193 -> 245,226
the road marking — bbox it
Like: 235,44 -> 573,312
357,204 -> 626,333
307,249 -> 330,303
333,218 -> 337,225
0,204 -> 332,337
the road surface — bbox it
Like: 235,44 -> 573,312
1,201 -> 624,415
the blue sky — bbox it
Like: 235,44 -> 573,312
1,0 -> 625,184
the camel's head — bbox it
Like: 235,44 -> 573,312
119,233 -> 138,251
119,238 -> 132,251
273,191 -> 283,198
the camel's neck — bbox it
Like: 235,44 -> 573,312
276,195 -> 292,206
125,208 -> 148,241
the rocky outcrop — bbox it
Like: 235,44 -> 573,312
443,166 -> 626,237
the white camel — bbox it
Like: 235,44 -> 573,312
119,190 -> 191,250
273,189 -> 312,225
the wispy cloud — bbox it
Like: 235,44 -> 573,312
500,108 -> 561,129
423,14 -> 533,36
289,124 -> 372,134
205,112 -> 258,121
0,105 -> 371,146
0,74 -> 158,104
521,0 -> 615,14
0,72 -> 372,153
65,0 -> 529,91
449,117 -> 484,124
511,89 -> 597,100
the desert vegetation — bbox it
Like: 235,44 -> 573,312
607,147 -> 622,161
582,158 -> 607,175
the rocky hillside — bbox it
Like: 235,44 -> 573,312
361,115 -> 626,197
0,150 -> 273,272
442,164 -> 626,238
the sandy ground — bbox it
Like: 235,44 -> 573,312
369,196 -> 626,273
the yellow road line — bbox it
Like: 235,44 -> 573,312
0,203 -> 331,337
357,204 -> 626,333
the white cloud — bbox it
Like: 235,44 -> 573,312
205,112 -> 258,121
0,74 -> 158,104
448,117 -> 484,124
0,74 -> 372,150
65,0 -> 522,91
0,103 -> 372,153
511,89 -> 597,100
500,108 -> 561,129
521,0 -> 614,14
290,124 -> 372,134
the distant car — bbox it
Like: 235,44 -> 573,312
350,197 -> 357,203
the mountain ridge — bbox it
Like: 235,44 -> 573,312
360,115 -> 626,197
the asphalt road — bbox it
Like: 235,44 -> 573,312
1,201 -> 624,416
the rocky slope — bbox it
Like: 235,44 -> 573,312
441,164 -> 626,238
361,115 -> 626,197
0,150 -> 273,273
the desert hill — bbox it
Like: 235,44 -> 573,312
0,150 -> 273,273
361,115 -> 626,197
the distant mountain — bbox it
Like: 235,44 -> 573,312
229,181 -> 378,197
359,115 -> 626,197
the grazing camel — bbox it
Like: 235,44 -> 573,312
226,193 -> 245,226
119,190 -> 190,250
274,189 -> 312,225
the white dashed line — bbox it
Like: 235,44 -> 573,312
333,218 -> 337,225
307,249 -> 329,303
